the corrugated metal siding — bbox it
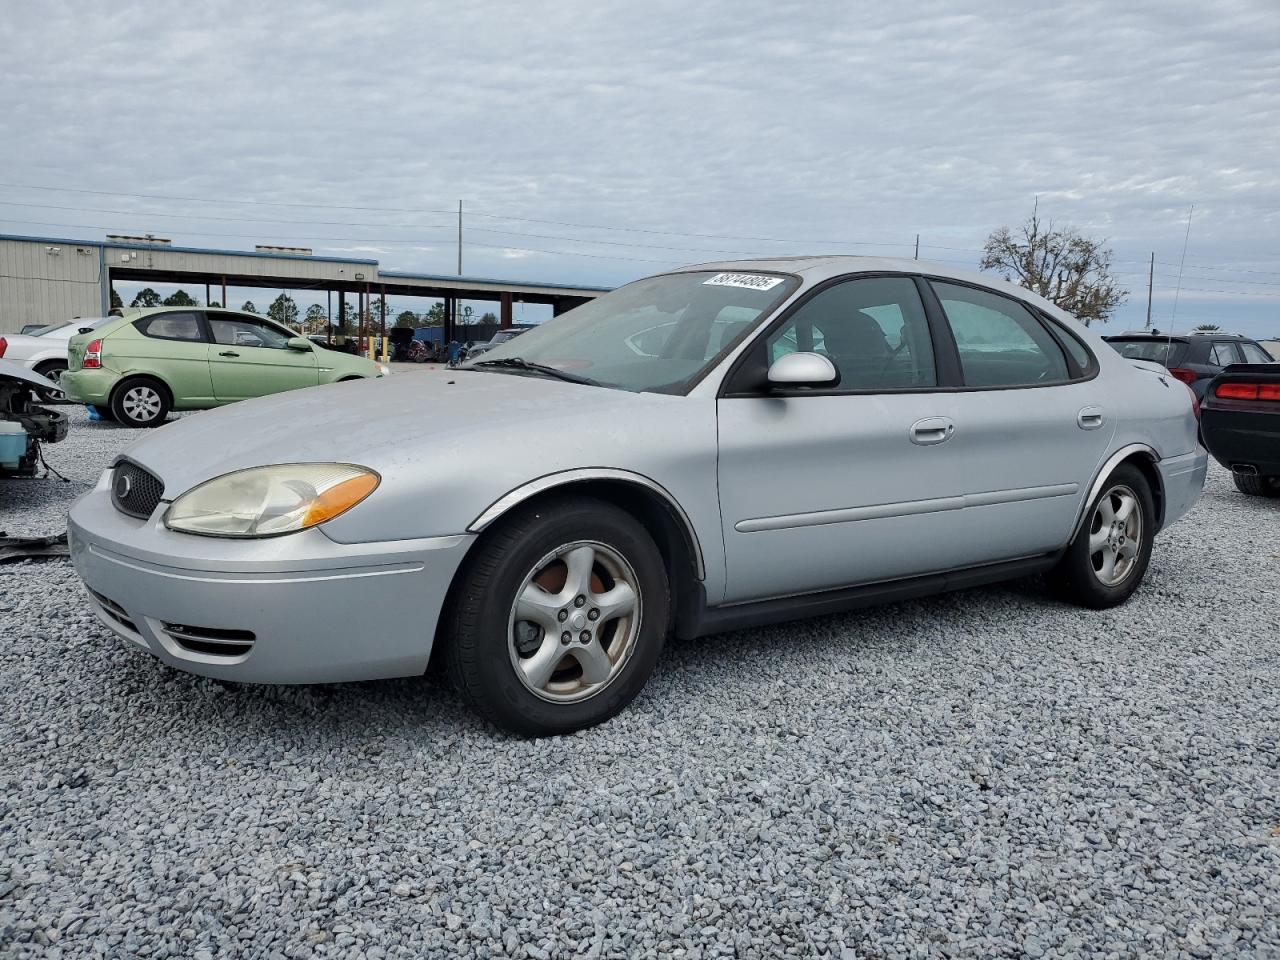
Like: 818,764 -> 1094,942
0,238 -> 102,332
105,245 -> 369,282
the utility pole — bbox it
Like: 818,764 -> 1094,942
457,200 -> 463,276
914,234 -> 919,260
1145,252 -> 1154,329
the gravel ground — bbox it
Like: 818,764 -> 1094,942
2,408 -> 1278,959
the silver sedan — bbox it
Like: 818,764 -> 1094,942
69,257 -> 1206,734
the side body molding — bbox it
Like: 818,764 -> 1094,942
1069,442 -> 1161,542
467,468 -> 707,581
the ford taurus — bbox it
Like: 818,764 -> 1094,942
69,258 -> 1207,734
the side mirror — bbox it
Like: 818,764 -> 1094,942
286,337 -> 313,351
767,351 -> 839,389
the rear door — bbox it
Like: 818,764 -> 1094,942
924,280 -> 1115,561
206,312 -> 318,401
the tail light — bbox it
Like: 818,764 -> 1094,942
0,336 -> 7,358
1216,381 -> 1280,401
1167,367 -> 1196,385
83,339 -> 103,369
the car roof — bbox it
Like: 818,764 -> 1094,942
669,255 -> 1074,323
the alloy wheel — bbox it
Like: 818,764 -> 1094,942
507,540 -> 642,703
1088,484 -> 1142,587
122,386 -> 162,423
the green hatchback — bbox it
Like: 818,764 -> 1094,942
62,307 -> 388,427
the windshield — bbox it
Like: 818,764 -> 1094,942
464,270 -> 798,393
1107,338 -> 1188,366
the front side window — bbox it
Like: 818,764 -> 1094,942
1241,341 -> 1275,364
932,282 -> 1069,387
208,313 -> 294,350
465,271 -> 798,393
764,276 -> 936,389
136,311 -> 204,342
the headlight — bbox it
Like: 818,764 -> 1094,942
164,463 -> 380,538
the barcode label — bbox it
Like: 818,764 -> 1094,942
702,273 -> 784,291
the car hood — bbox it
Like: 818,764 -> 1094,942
0,357 -> 56,390
117,370 -> 715,542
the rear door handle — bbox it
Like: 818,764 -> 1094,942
219,350 -> 240,358
1077,406 -> 1105,430
910,416 -> 955,446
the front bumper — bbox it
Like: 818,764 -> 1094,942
1156,446 -> 1209,528
68,474 -> 475,683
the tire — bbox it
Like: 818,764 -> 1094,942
1232,472 -> 1280,497
1046,463 -> 1155,609
33,359 -> 67,390
110,377 -> 171,428
442,496 -> 670,736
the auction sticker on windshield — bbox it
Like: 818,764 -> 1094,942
702,273 -> 784,291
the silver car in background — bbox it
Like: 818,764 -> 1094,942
69,257 -> 1206,734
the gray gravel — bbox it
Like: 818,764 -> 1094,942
2,408 -> 1279,958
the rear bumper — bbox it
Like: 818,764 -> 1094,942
1201,408 -> 1280,477
1157,447 -> 1209,528
68,475 -> 475,683
60,368 -> 116,405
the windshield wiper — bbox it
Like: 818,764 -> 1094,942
469,356 -> 600,386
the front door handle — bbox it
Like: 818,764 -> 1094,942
1077,405 -> 1105,430
910,416 -> 955,446
219,350 -> 240,358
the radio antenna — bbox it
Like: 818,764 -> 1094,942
1169,204 -> 1195,333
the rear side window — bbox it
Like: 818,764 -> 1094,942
1210,341 -> 1243,366
1106,338 -> 1188,366
931,282 -> 1068,387
1044,317 -> 1094,373
135,312 -> 205,342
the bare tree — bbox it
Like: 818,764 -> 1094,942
980,209 -> 1126,325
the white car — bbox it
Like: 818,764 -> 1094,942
0,317 -> 113,389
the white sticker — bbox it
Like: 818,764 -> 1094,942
702,272 -> 784,291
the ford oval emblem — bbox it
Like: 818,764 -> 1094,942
115,472 -> 132,500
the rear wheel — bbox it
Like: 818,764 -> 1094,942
33,359 -> 67,394
443,497 -> 669,736
1047,464 -> 1155,609
1232,472 -> 1280,497
110,377 -> 170,428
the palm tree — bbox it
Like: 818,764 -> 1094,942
1193,323 -> 1221,331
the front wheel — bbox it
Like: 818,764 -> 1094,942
442,497 -> 669,736
1047,463 -> 1155,609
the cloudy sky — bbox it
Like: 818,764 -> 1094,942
2,0 -> 1278,335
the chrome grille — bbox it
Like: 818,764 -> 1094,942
111,460 -> 164,519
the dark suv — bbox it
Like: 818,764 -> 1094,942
1103,331 -> 1276,399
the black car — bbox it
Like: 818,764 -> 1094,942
1200,363 -> 1280,497
1104,331 -> 1276,400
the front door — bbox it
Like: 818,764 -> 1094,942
717,275 -> 972,604
206,312 -> 318,401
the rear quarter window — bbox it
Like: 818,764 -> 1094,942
135,312 -> 205,343
1106,339 -> 1188,366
